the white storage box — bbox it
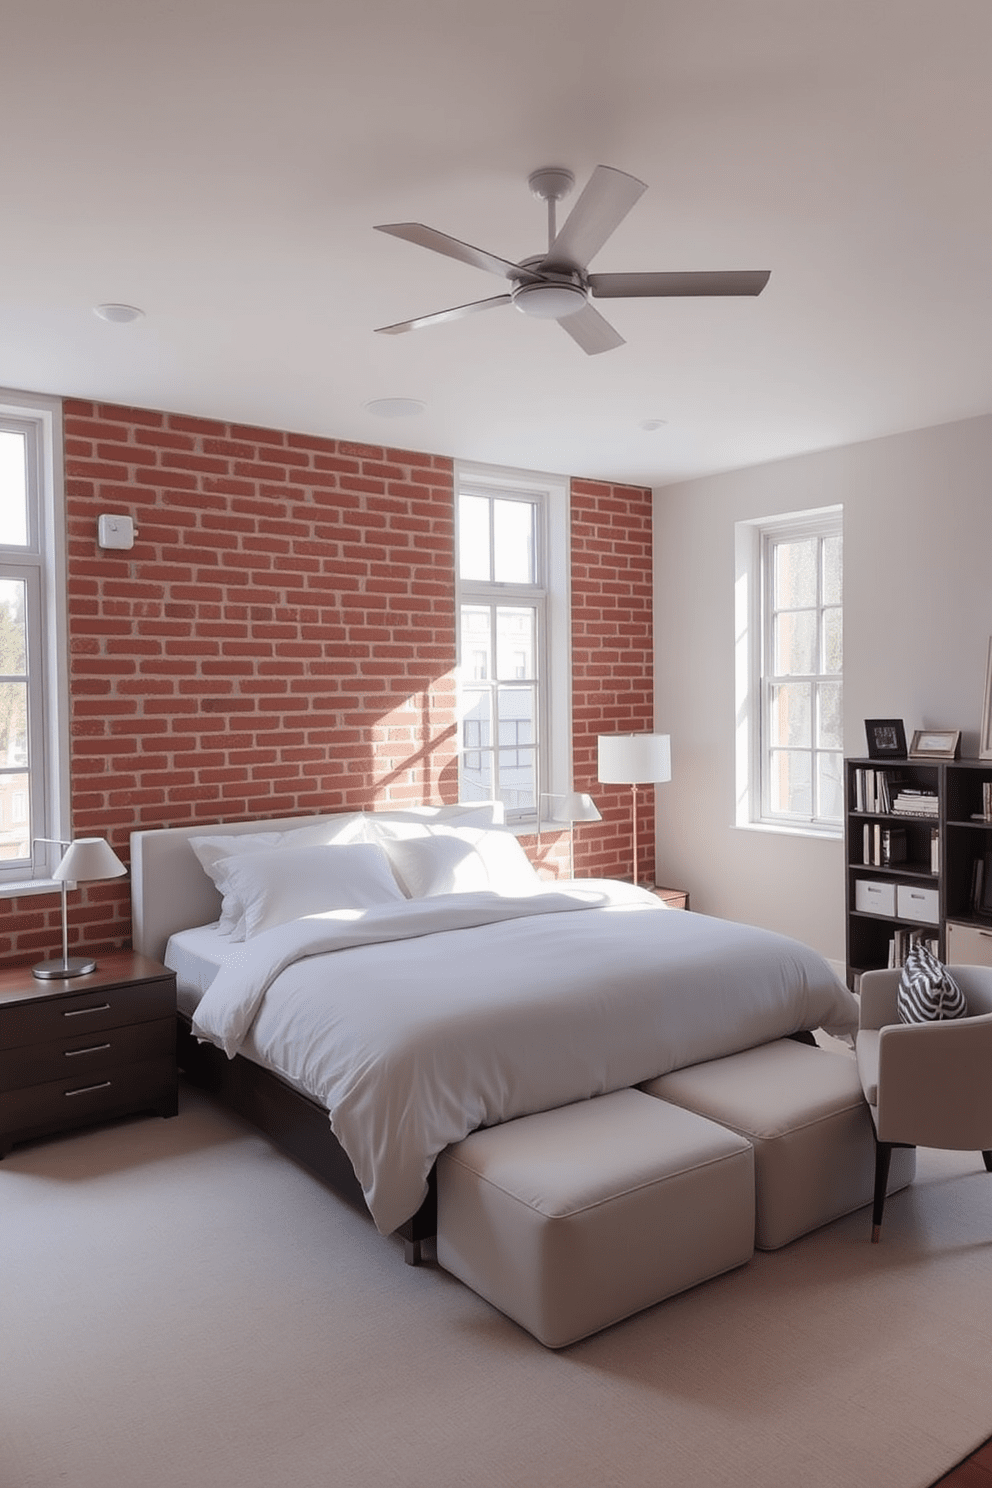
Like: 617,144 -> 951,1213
946,920 -> 992,966
855,879 -> 896,916
896,883 -> 939,925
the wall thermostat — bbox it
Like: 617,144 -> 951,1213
97,514 -> 137,550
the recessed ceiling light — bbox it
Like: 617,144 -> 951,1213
93,303 -> 145,324
363,397 -> 426,418
639,418 -> 668,431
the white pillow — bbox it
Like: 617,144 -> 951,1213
374,822 -> 540,899
218,841 -> 405,939
190,814 -> 368,938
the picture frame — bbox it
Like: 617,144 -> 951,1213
908,728 -> 961,760
980,637 -> 992,761
864,719 -> 907,760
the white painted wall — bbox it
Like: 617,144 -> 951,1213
651,412 -> 992,966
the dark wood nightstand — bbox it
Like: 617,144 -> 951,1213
649,885 -> 690,910
0,951 -> 178,1158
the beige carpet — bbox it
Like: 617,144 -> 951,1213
3,1086 -> 992,1488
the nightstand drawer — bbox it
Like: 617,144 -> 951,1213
0,1056 -> 178,1139
0,978 -> 175,1051
0,1017 -> 175,1093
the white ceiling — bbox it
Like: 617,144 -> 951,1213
3,0 -> 992,488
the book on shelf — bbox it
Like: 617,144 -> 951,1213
887,928 -> 939,968
930,827 -> 940,874
891,787 -> 939,816
862,823 -> 908,867
853,767 -> 910,814
974,851 -> 992,917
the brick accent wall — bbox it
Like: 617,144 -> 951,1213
0,401 -> 652,963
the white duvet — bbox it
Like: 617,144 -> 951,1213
191,882 -> 858,1235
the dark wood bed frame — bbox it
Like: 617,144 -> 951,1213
176,1012 -> 436,1263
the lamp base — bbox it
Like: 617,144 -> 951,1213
32,955 -> 97,981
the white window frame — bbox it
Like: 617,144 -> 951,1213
454,463 -> 571,830
735,504 -> 843,838
0,389 -> 70,891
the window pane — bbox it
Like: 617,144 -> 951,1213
816,752 -> 843,821
0,770 -> 30,859
459,754 -> 493,803
774,538 -> 816,609
460,605 -> 491,680
460,690 -> 491,750
492,499 -> 535,584
774,611 -> 816,675
769,749 -> 812,816
816,681 -> 842,750
495,606 -> 535,680
0,682 -> 28,766
822,534 -> 842,606
0,581 -> 27,676
458,496 -> 490,581
822,606 -> 842,674
0,432 -> 28,547
498,749 -> 535,812
769,682 -> 811,746
497,687 -> 534,749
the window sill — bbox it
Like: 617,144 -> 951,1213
0,877 -> 61,901
732,821 -> 842,842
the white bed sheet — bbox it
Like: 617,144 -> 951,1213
190,884 -> 859,1236
165,922 -> 237,1014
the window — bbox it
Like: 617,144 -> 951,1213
735,506 -> 843,835
0,391 -> 68,886
455,465 -> 570,826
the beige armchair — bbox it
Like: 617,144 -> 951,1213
856,965 -> 992,1241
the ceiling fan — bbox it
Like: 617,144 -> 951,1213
374,165 -> 770,355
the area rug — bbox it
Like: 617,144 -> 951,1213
2,1086 -> 991,1488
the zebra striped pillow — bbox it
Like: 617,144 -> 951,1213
897,945 -> 967,1023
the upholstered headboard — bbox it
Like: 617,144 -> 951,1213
130,803 -> 504,963
130,813 -> 349,962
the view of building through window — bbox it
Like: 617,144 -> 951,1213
0,429 -> 32,860
456,487 -> 543,818
764,520 -> 843,825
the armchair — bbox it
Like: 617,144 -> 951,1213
856,965 -> 992,1241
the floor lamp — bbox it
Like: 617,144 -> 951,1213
597,734 -> 671,887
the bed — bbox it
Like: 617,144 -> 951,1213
130,806 -> 859,1261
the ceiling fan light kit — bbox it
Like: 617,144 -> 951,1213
374,164 -> 770,355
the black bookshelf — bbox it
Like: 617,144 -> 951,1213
844,756 -> 992,990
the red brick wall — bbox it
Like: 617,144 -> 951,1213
0,401 -> 652,963
567,477 -> 656,882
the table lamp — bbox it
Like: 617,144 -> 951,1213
33,836 -> 128,980
597,734 -> 671,886
549,791 -> 602,879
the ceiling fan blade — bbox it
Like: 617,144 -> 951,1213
374,223 -> 541,284
557,303 -> 626,356
589,269 -> 771,298
543,166 -> 647,273
375,294 -> 512,335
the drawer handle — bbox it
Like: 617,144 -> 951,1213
64,1043 -> 112,1058
64,1081 -> 112,1098
63,1003 -> 111,1018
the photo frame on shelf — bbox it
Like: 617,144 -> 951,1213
864,719 -> 907,760
908,728 -> 961,760
980,638 -> 992,760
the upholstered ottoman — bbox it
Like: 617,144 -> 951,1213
641,1038 -> 916,1250
435,1087 -> 755,1349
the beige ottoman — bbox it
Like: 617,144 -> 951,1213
436,1087 -> 755,1349
641,1039 -> 916,1250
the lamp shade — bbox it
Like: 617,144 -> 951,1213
597,734 -> 671,785
555,791 -> 602,825
53,837 -> 127,884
